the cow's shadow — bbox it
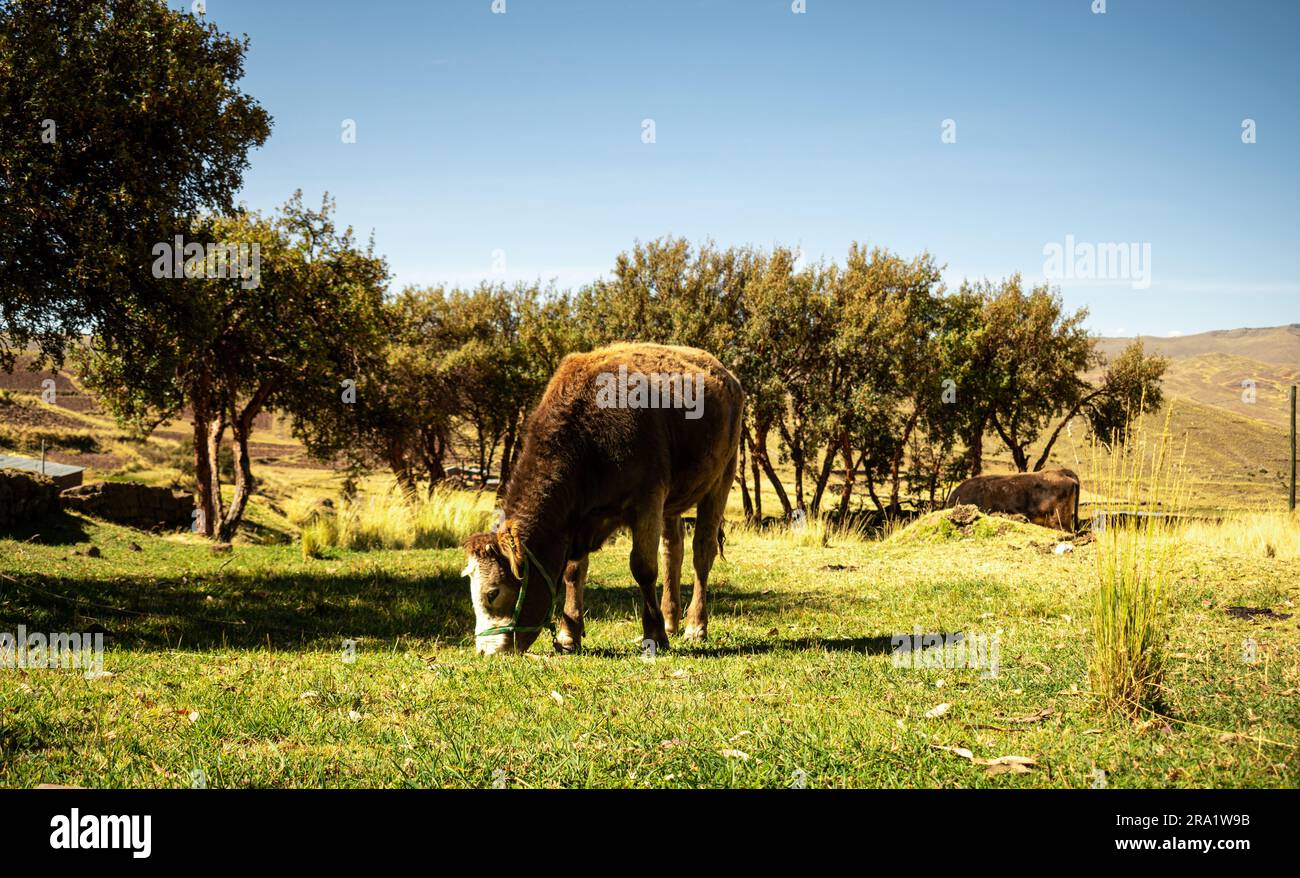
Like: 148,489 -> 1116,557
579,635 -> 901,659
6,559 -> 946,661
577,577 -> 950,658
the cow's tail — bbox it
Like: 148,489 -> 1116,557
717,522 -> 726,562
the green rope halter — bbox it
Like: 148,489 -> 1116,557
475,543 -> 560,639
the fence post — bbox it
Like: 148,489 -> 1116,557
1290,385 -> 1296,511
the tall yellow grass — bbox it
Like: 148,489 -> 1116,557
297,488 -> 495,555
1088,410 -> 1189,716
1180,510 -> 1300,560
729,509 -> 871,548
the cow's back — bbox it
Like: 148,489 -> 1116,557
509,343 -> 743,520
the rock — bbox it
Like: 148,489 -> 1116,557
1053,542 -> 1073,555
0,470 -> 61,529
948,503 -> 980,527
59,481 -> 193,529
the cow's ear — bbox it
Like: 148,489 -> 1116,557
497,518 -> 524,580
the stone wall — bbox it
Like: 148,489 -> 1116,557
60,481 -> 194,530
0,470 -> 61,528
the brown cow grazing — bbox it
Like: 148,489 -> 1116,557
946,467 -> 1080,532
462,343 -> 744,655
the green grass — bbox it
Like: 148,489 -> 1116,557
2,504 -> 1297,788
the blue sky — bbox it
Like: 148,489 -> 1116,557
194,0 -> 1298,337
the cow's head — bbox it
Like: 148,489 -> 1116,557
462,519 -> 544,655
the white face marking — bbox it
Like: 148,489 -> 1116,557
464,556 -> 511,655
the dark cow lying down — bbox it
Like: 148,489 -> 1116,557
946,468 -> 1080,532
462,343 -> 744,655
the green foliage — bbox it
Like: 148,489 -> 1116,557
0,0 -> 271,369
76,192 -> 388,540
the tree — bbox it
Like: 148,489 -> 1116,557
976,277 -> 1096,472
306,282 -> 582,501
78,193 -> 388,540
810,245 -> 945,517
0,0 -> 270,369
907,288 -> 986,505
1030,339 -> 1167,471
738,247 -> 833,516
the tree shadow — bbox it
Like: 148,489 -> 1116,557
2,567 -> 475,651
0,511 -> 90,546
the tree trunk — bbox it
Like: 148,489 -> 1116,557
777,419 -> 806,512
744,425 -> 763,522
1032,389 -> 1102,472
752,421 -> 793,517
864,467 -> 884,514
191,409 -> 216,538
218,419 -> 251,542
991,413 -> 1029,471
737,432 -> 753,519
218,384 -> 273,542
837,440 -> 857,517
968,412 -> 989,476
810,435 -> 839,516
420,428 -> 448,497
497,416 -> 517,501
208,415 -> 228,525
387,438 -> 419,503
888,410 -> 920,513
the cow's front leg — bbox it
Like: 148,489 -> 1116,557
555,555 -> 587,654
630,499 -> 670,651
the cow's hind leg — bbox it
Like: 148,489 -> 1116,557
684,453 -> 737,642
555,555 -> 588,654
660,516 -> 684,635
630,494 -> 670,651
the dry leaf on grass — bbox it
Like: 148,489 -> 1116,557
932,744 -> 1037,776
925,703 -> 951,719
719,749 -> 750,761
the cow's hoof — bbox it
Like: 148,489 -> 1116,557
682,626 -> 707,642
554,637 -> 581,655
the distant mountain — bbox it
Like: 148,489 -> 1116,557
1096,324 -> 1300,365
1094,325 -> 1299,431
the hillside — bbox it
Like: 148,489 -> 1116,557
1096,325 -> 1300,433
1096,324 -> 1300,365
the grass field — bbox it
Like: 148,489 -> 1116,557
2,333 -> 1298,788
2,495 -> 1296,788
